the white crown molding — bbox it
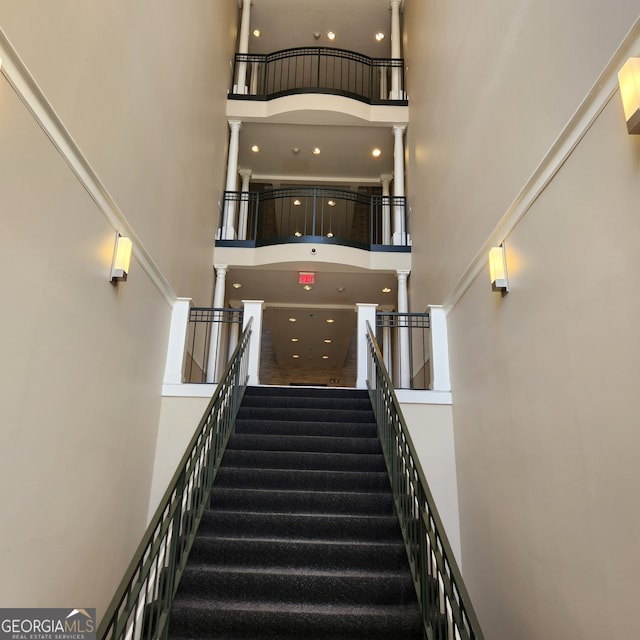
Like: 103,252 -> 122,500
443,16 -> 640,315
0,28 -> 177,307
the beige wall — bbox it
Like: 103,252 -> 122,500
405,1 -> 640,638
0,0 -> 235,622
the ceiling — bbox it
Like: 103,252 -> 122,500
222,0 -> 406,383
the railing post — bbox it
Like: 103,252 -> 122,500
356,303 -> 378,389
428,305 -> 451,392
163,298 -> 192,385
242,300 -> 264,386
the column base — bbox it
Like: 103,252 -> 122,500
220,227 -> 237,240
232,85 -> 249,95
392,231 -> 412,246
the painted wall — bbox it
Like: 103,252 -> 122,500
0,0 -> 235,622
404,0 -> 640,638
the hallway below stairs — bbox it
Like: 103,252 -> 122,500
168,385 -> 423,639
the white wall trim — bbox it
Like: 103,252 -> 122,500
0,28 -> 176,307
442,16 -> 640,315
396,389 -> 452,405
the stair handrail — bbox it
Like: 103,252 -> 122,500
365,323 -> 484,640
97,319 -> 253,640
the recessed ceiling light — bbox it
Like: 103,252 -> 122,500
311,147 -> 321,155
336,287 -> 345,292
232,283 -> 242,289
294,231 -> 302,237
251,145 -> 260,153
326,318 -> 335,324
253,29 -> 261,37
292,147 -> 300,154
322,355 -> 329,360
293,199 -> 302,206
327,200 -> 336,207
313,32 -> 321,40
382,287 -> 392,293
372,148 -> 382,158
324,339 -> 332,344
291,338 -> 299,342
327,32 -> 336,40
326,232 -> 334,238
303,284 -> 313,291
292,354 -> 300,359
289,317 -> 297,322
375,32 -> 385,42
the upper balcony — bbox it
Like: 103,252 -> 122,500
229,47 -> 407,106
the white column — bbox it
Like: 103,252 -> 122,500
227,308 -> 241,360
221,120 -> 241,240
392,125 -> 408,246
381,174 -> 392,245
163,298 -> 192,385
383,321 -> 393,380
428,305 -> 451,392
234,0 -> 252,95
238,168 -> 252,240
397,270 -> 411,389
390,0 -> 403,100
206,265 -> 228,383
242,300 -> 264,386
356,303 -> 378,390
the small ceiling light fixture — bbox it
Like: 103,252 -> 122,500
232,283 -> 242,289
110,233 -> 133,285
291,338 -> 299,342
371,148 -> 382,158
289,317 -> 297,322
251,145 -> 261,153
489,243 -> 509,294
294,231 -> 302,237
292,147 -> 300,154
252,28 -> 261,37
326,318 -> 335,324
336,286 -> 345,292
326,232 -> 334,238
311,147 -> 321,155
618,57 -> 640,134
293,199 -> 302,206
324,339 -> 332,344
375,32 -> 385,42
292,354 -> 300,359
313,32 -> 321,40
327,200 -> 336,207
322,355 -> 329,360
303,284 -> 313,291
382,287 -> 392,293
327,31 -> 336,41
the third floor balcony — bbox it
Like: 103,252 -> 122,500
229,47 -> 407,105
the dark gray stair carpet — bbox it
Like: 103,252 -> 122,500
168,385 -> 423,640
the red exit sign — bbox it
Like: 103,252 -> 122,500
298,272 -> 315,285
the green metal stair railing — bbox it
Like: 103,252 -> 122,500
97,319 -> 253,640
366,324 -> 484,640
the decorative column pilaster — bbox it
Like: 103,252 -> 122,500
392,125 -> 408,246
356,304 -> 378,390
206,265 -> 228,383
397,269 -> 411,388
238,169 -> 252,240
380,174 -> 392,245
428,305 -> 451,392
390,0 -> 403,99
234,0 -> 252,94
242,300 -> 264,386
221,120 -> 241,240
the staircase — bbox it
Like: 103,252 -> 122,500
168,385 -> 423,639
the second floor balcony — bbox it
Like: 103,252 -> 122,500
216,186 -> 410,251
229,47 -> 407,105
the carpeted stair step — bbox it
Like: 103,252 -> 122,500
210,487 -> 395,514
240,393 -> 374,411
237,405 -> 376,423
187,536 -> 411,571
227,432 -> 382,454
198,510 -> 405,541
214,466 -> 391,492
169,600 -> 422,640
234,418 -> 377,438
221,449 -> 386,472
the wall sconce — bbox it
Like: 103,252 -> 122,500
489,244 -> 509,294
618,57 -> 640,134
110,233 -> 132,284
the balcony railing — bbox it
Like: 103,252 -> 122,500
217,187 -> 410,250
229,47 -> 407,104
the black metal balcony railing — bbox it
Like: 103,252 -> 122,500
217,187 -> 410,250
376,312 -> 431,389
229,47 -> 407,105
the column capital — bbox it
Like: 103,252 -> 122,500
396,269 -> 411,280
239,168 -> 252,179
214,264 -> 228,276
392,124 -> 406,136
380,173 -> 393,184
228,119 -> 242,132
390,0 -> 403,9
